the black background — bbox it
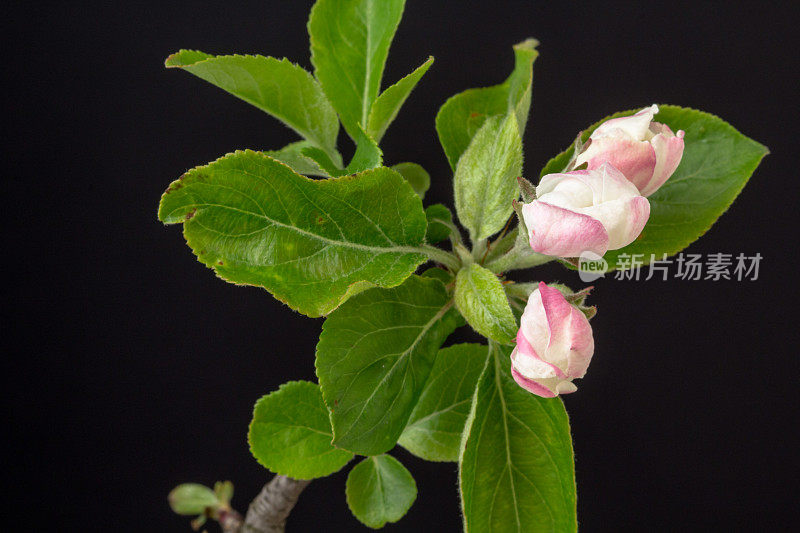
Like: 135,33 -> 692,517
6,1 -> 799,531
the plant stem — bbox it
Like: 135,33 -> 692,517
240,475 -> 311,533
471,239 -> 487,262
484,247 -> 553,274
421,244 -> 461,271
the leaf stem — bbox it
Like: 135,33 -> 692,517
421,244 -> 461,271
484,247 -> 553,274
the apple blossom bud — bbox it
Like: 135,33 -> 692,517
511,282 -> 594,398
574,104 -> 685,196
521,163 -> 650,258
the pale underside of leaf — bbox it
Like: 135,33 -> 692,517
454,113 -> 523,241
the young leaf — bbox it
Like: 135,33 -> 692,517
248,381 -> 353,480
424,204 -> 454,244
391,162 -> 431,199
540,105 -> 768,268
459,343 -> 577,533
158,151 -> 427,317
263,141 -> 338,177
315,275 -> 463,456
454,264 -> 517,344
165,52 -> 339,156
454,113 -> 523,241
367,57 -> 434,143
398,343 -> 488,462
300,145 -> 347,177
346,126 -> 384,174
346,455 -> 417,529
309,0 -> 406,141
168,484 -> 219,515
303,126 -> 384,177
436,39 -> 538,170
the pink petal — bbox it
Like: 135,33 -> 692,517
511,366 -> 558,398
579,137 -> 657,192
644,130 -> 685,196
593,104 -> 659,139
514,329 -> 567,379
539,283 -> 594,378
522,200 -> 609,258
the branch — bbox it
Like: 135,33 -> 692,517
238,475 -> 311,533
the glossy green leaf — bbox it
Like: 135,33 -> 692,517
316,275 -> 462,456
398,343 -> 487,461
459,343 -> 577,533
367,57 -> 434,142
540,105 -> 768,268
158,150 -> 427,317
425,204 -> 454,244
454,263 -> 516,344
248,381 -> 353,480
309,0 -> 406,141
391,162 -> 430,199
454,113 -> 523,241
166,51 -> 338,155
346,455 -> 417,529
168,484 -> 219,515
263,141 -> 338,177
436,39 -> 538,170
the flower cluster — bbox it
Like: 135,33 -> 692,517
512,106 -> 685,397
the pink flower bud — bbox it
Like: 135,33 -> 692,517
575,104 -> 685,196
521,163 -> 650,258
511,283 -> 594,398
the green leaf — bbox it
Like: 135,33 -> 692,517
248,381 -> 353,480
300,145 -> 347,177
264,141 -> 339,177
391,162 -> 430,199
309,0 -> 406,141
540,105 -> 768,268
165,51 -> 339,155
424,204 -> 453,244
436,39 -> 538,170
158,150 -> 427,317
346,126 -> 384,174
454,113 -> 523,241
420,266 -> 453,284
213,481 -> 234,506
346,455 -> 417,529
399,343 -> 487,462
459,343 -> 577,533
454,263 -> 516,344
168,484 -> 219,515
367,57 -> 434,143
315,275 -> 463,456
